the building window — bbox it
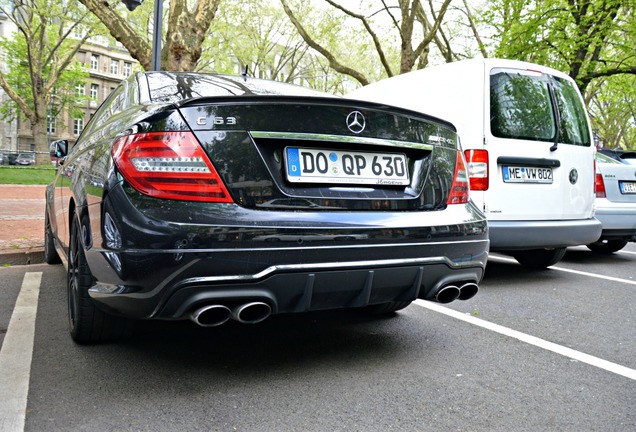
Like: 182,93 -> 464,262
76,84 -> 85,96
90,84 -> 99,100
110,59 -> 119,75
47,114 -> 56,134
90,54 -> 99,70
123,62 -> 132,77
73,118 -> 84,135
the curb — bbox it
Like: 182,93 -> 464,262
0,247 -> 45,266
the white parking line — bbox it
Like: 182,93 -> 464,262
489,254 -> 636,285
0,272 -> 41,432
414,299 -> 636,381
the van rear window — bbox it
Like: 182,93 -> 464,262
490,70 -> 590,147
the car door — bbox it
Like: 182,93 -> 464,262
484,66 -> 595,221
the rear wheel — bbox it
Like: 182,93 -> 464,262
511,247 -> 566,269
44,209 -> 61,264
586,239 -> 628,254
68,214 -> 126,344
363,301 -> 412,315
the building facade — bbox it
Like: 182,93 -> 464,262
1,40 -> 138,160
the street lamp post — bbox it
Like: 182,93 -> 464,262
121,0 -> 162,71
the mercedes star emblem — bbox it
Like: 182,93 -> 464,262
346,111 -> 366,134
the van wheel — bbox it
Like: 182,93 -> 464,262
68,214 -> 126,344
44,210 -> 61,264
586,239 -> 628,255
511,248 -> 566,269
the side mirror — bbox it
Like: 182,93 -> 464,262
49,140 -> 68,159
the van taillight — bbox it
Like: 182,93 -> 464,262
464,149 -> 489,191
447,151 -> 470,205
112,131 -> 233,203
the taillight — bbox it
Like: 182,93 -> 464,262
595,173 -> 606,198
464,149 -> 489,191
447,151 -> 470,205
112,131 -> 233,203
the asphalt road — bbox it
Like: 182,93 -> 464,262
1,245 -> 635,431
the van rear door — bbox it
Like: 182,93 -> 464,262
484,67 -> 595,221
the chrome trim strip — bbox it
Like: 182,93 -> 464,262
175,255 -> 484,287
249,131 -> 435,151
119,238 -> 489,254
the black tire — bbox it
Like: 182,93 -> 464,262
68,214 -> 126,344
44,209 -> 61,264
511,247 -> 567,269
586,239 -> 628,255
363,301 -> 412,315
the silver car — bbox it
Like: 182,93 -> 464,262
589,152 -> 636,253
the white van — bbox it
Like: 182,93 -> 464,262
349,58 -> 602,268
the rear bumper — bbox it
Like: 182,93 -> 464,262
87,240 -> 488,320
489,218 -> 602,250
595,204 -> 636,238
83,188 -> 489,320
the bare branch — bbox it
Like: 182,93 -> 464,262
279,0 -> 369,85
323,0 -> 394,77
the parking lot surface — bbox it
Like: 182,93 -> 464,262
1,245 -> 635,431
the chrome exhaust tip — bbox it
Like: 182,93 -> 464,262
190,305 -> 232,327
232,302 -> 272,324
434,285 -> 461,304
458,282 -> 479,301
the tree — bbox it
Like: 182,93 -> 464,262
587,76 -> 636,149
481,0 -> 636,149
279,0 -> 456,86
197,0 -> 349,94
77,0 -> 220,71
0,0 -> 96,163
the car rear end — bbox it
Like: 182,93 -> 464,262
477,62 -> 600,251
86,73 -> 488,323
590,152 -> 636,253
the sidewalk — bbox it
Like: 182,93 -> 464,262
0,185 -> 46,265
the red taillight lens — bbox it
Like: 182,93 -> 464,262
447,151 -> 470,205
112,131 -> 233,203
464,149 -> 489,191
595,173 -> 606,198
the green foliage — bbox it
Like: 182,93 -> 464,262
480,0 -> 636,149
201,0 -> 401,94
588,75 -> 636,149
0,35 -> 89,123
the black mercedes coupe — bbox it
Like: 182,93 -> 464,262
45,72 -> 488,343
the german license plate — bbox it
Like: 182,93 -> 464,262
285,147 -> 409,186
502,166 -> 553,184
619,181 -> 636,194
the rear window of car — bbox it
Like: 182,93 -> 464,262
596,152 -> 622,164
490,69 -> 591,147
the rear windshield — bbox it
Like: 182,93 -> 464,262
490,69 -> 591,146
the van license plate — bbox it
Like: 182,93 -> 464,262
502,166 -> 553,184
620,181 -> 636,194
285,147 -> 410,186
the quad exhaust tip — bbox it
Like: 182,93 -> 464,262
232,302 -> 272,324
190,304 -> 232,327
190,301 -> 273,327
458,282 -> 479,301
433,282 -> 480,304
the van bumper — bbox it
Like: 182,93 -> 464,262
489,218 -> 602,250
